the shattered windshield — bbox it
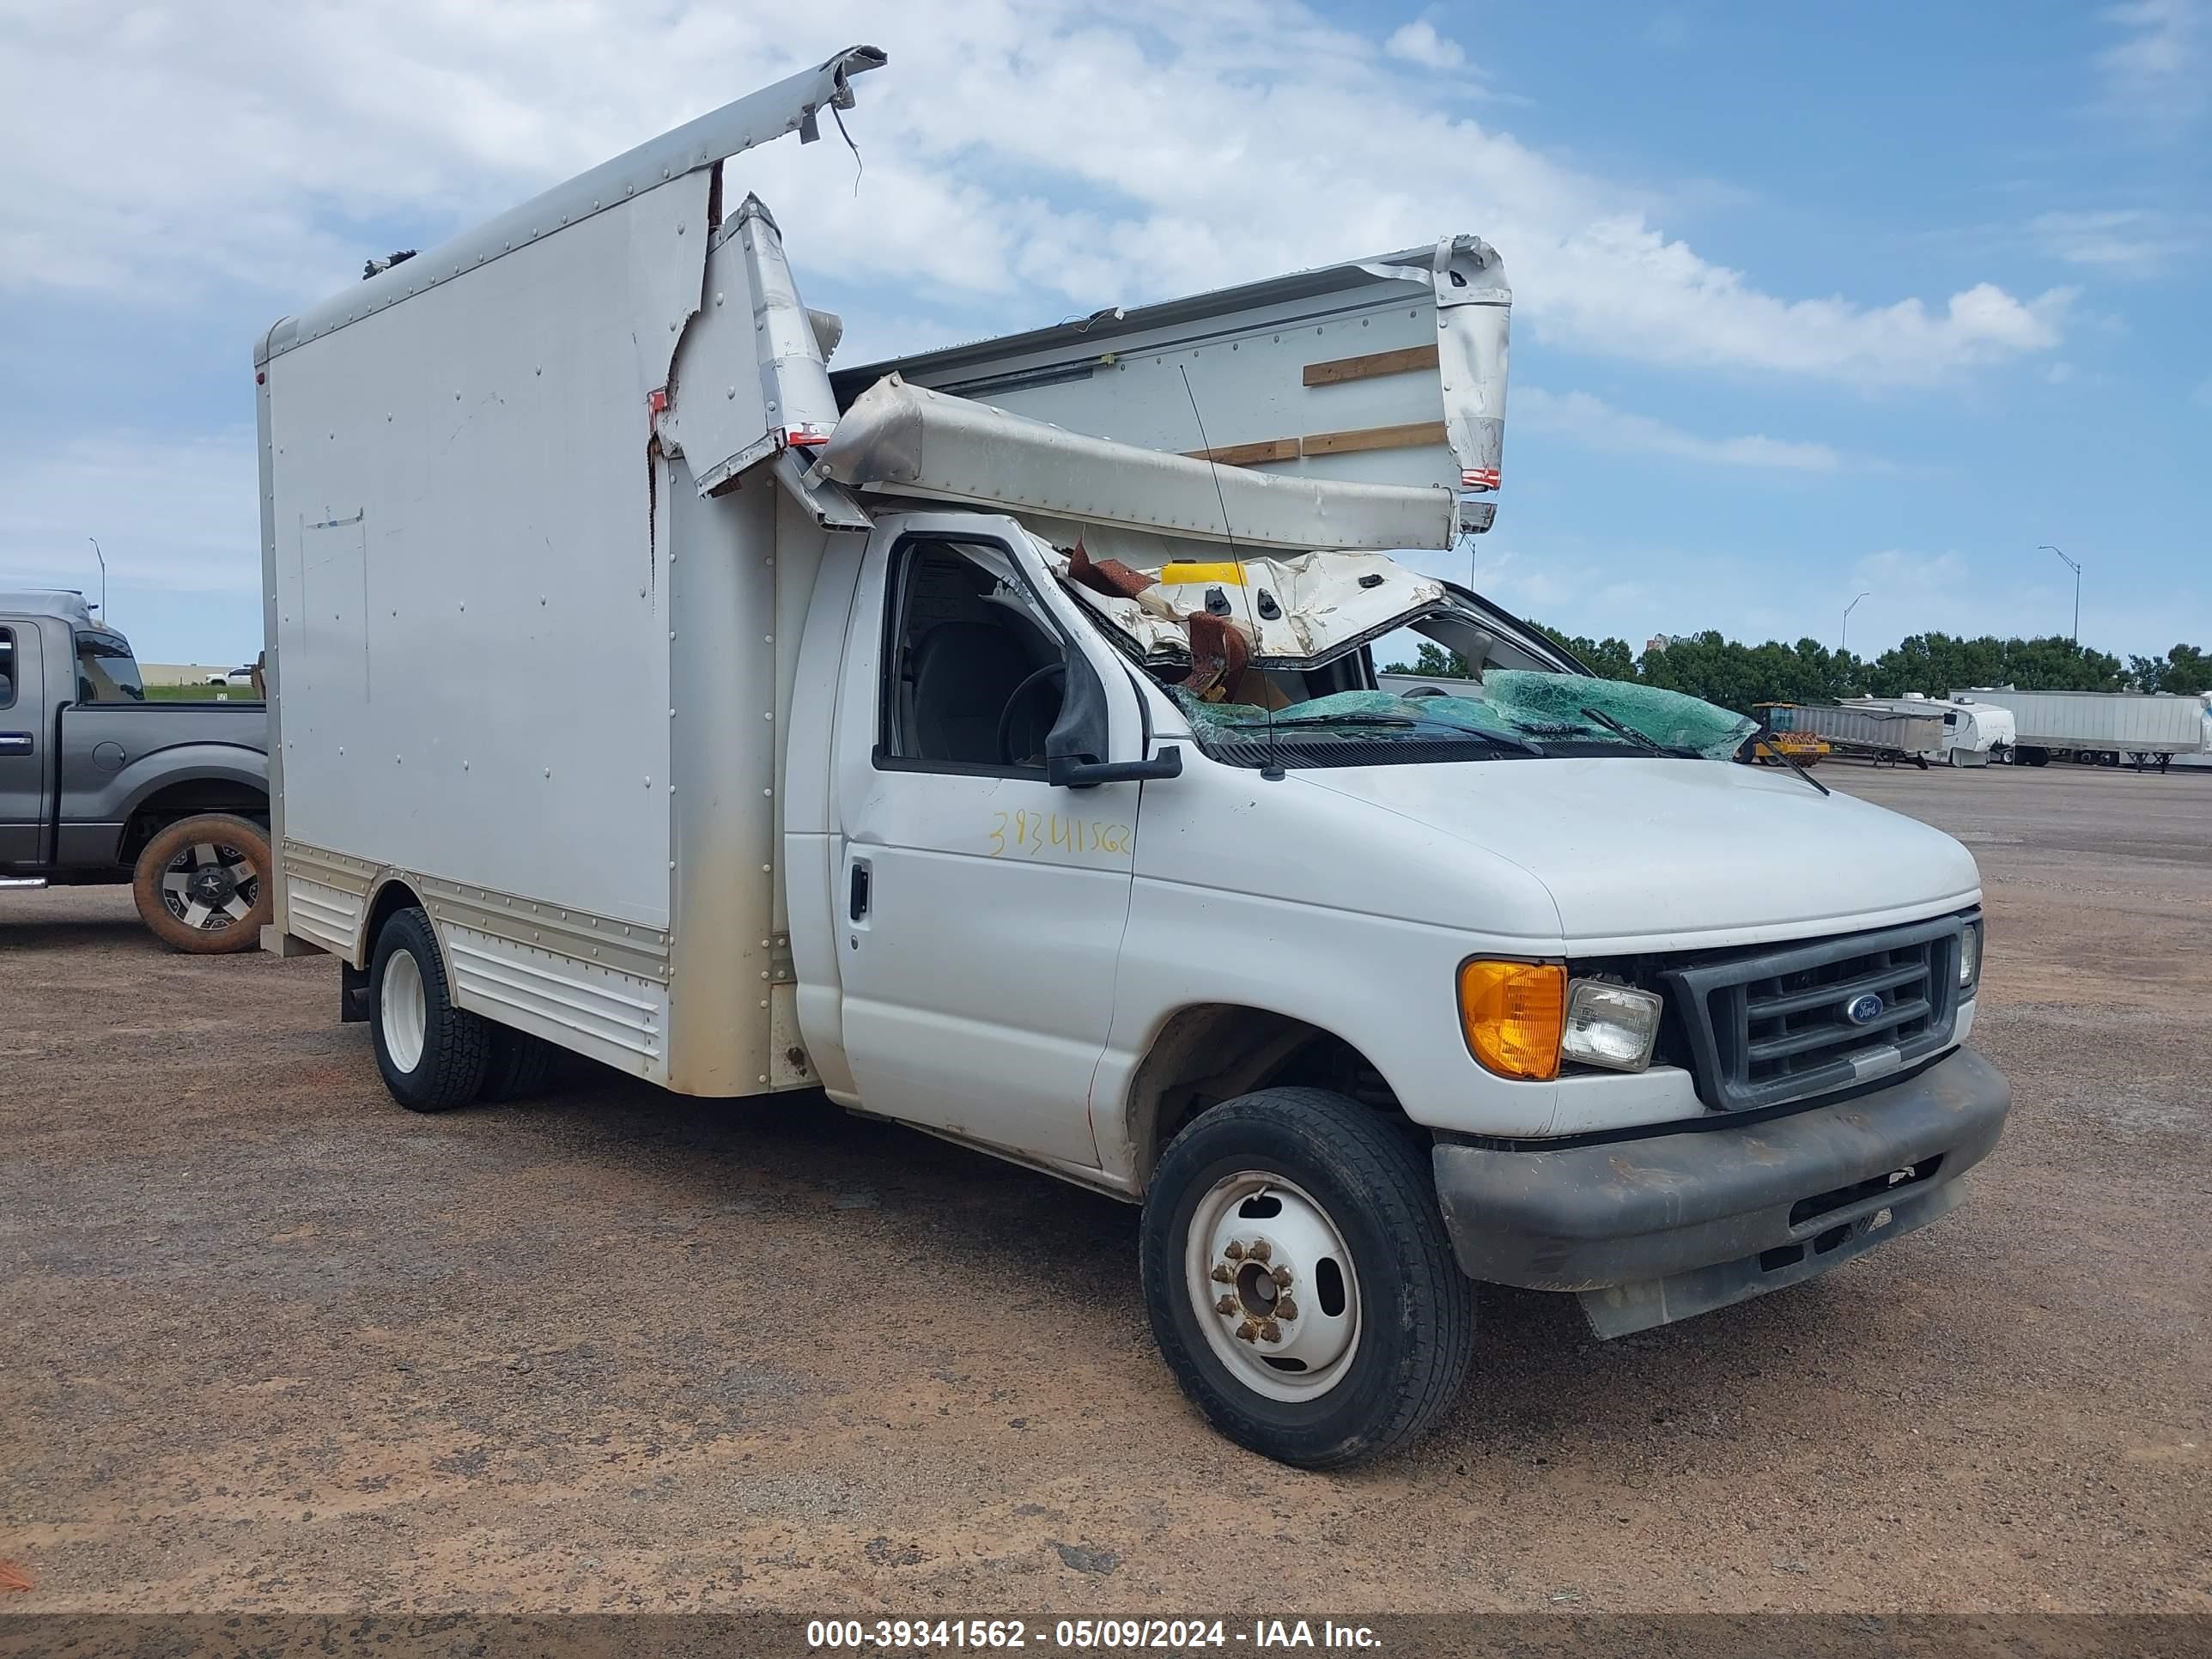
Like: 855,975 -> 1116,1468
1172,674 -> 1753,767
1041,529 -> 1754,770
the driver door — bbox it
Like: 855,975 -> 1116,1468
830,524 -> 1144,1168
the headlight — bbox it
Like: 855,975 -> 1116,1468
1457,960 -> 1565,1080
1960,920 -> 1982,992
1458,963 -> 1663,1079
1561,979 -> 1664,1073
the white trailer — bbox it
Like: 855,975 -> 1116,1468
258,46 -> 2009,1468
1845,696 -> 2015,768
1949,688 -> 2212,769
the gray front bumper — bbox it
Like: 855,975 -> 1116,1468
1431,1047 -> 2009,1337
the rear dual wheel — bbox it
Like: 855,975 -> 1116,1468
1139,1088 -> 1474,1469
369,906 -> 556,1110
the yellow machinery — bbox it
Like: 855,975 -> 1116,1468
1751,702 -> 1829,767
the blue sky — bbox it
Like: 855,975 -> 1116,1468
2,1 -> 2205,665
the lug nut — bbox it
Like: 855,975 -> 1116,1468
1274,1297 -> 1299,1322
1272,1264 -> 1293,1288
1215,1295 -> 1237,1316
1236,1319 -> 1261,1343
1210,1264 -> 1233,1284
1224,1241 -> 1244,1261
1249,1240 -> 1272,1263
1259,1319 -> 1282,1344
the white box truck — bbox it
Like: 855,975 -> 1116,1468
1949,688 -> 2212,770
258,46 -> 2009,1468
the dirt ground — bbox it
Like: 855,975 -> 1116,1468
1,763 -> 2206,1617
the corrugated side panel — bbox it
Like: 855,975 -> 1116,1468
444,926 -> 669,1083
286,876 -> 362,958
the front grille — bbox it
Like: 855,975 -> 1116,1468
1662,915 -> 1968,1113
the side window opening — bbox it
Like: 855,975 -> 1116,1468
0,628 -> 15,709
883,543 -> 1066,772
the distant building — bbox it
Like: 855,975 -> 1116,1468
1645,634 -> 1676,655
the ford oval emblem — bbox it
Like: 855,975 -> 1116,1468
1845,993 -> 1886,1026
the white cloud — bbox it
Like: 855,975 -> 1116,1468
1513,388 -> 1852,471
2093,0 -> 2208,135
2031,208 -> 2200,274
0,1 -> 2067,391
1384,20 -> 1467,71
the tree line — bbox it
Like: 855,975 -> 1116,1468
1385,629 -> 2212,712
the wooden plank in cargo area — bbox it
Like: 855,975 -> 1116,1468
1182,437 -> 1301,467
1302,343 -> 1441,386
1185,422 -> 1448,468
1303,419 -> 1447,457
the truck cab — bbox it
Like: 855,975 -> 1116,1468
257,46 -> 2008,1469
0,589 -> 270,951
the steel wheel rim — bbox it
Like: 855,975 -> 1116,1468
380,948 -> 428,1073
1184,1170 -> 1362,1402
159,840 -> 259,932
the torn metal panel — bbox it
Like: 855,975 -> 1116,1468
661,194 -> 846,496
772,449 -> 870,530
830,234 -> 1510,531
817,375 -> 1456,551
264,45 -> 886,362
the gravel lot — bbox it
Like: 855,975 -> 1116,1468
2,763 -> 2206,1615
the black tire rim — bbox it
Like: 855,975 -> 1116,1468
160,841 -> 260,932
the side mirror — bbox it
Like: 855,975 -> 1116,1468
1048,745 -> 1183,789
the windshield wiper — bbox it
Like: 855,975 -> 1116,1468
1578,705 -> 1698,760
1263,713 -> 1417,728
1742,728 -> 1832,797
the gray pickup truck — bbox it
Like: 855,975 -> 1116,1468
1,589 -> 270,952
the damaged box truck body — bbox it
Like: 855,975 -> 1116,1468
258,46 -> 2009,1469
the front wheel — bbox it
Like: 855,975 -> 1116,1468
131,812 -> 272,954
1139,1088 -> 1474,1468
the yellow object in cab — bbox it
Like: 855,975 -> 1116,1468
1156,561 -> 1246,585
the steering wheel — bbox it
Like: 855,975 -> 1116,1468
998,662 -> 1066,766
1404,684 -> 1449,699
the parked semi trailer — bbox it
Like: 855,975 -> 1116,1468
1759,702 -> 1948,768
258,46 -> 2008,1468
1950,688 -> 2212,769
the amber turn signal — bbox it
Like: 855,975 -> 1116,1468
1457,959 -> 1566,1080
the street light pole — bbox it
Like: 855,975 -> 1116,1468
1842,591 -> 1870,653
2039,544 -> 2080,642
87,537 -> 106,619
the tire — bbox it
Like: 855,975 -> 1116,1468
1139,1087 -> 1474,1469
369,906 -> 489,1111
477,1022 -> 557,1103
131,812 -> 273,955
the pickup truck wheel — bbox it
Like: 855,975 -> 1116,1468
477,1023 -> 557,1103
1139,1088 -> 1474,1469
131,813 -> 272,955
370,907 -> 489,1111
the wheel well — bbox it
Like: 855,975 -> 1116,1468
1123,1006 -> 1405,1191
120,780 -> 270,863
361,878 -> 426,966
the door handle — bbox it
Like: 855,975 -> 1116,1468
0,733 -> 32,757
848,859 -> 872,921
